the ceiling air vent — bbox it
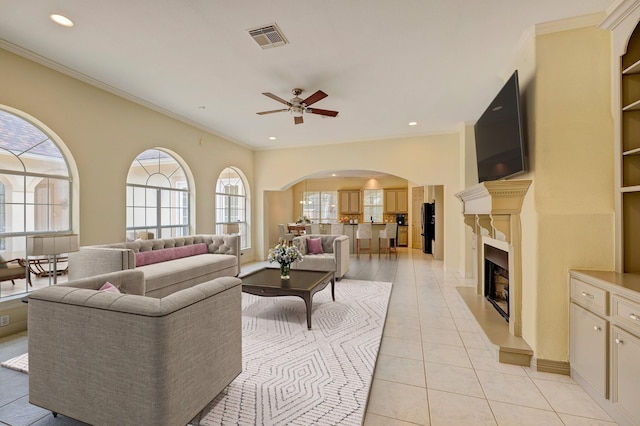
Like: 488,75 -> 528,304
248,23 -> 288,49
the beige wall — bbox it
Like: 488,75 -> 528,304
0,48 -> 255,257
254,135 -> 464,272
1,23 -> 617,364
515,26 -> 615,362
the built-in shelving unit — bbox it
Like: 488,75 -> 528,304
621,23 -> 640,272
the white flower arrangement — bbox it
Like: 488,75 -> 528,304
296,215 -> 311,224
268,241 -> 304,266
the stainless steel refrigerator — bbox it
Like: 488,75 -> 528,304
421,202 -> 435,254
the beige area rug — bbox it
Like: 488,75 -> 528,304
1,352 -> 28,374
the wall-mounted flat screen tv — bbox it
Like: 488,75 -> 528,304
474,70 -> 527,182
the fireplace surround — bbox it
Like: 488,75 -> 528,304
455,180 -> 531,336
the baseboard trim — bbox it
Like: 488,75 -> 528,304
533,358 -> 570,375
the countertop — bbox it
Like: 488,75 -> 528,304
341,223 -> 408,226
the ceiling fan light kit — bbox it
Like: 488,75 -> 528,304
257,88 -> 339,125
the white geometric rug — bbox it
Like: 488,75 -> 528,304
198,279 -> 392,426
0,352 -> 28,374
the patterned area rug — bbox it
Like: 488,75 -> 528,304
199,279 -> 392,426
1,352 -> 28,374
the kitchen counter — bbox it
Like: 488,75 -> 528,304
339,223 -> 406,253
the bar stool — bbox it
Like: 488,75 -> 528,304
378,223 -> 398,258
356,223 -> 372,258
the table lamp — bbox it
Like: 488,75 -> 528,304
222,223 -> 240,235
27,234 -> 79,285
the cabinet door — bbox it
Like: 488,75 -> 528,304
611,326 -> 640,425
339,191 -> 349,214
348,191 -> 361,213
398,227 -> 408,246
570,303 -> 608,397
397,190 -> 408,212
385,190 -> 397,213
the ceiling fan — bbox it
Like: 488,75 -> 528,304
256,88 -> 339,125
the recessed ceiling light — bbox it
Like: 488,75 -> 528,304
50,14 -> 74,27
269,136 -> 276,140
331,174 -> 337,177
198,106 -> 206,110
408,121 -> 418,126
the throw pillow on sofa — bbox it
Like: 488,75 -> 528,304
99,282 -> 120,293
307,237 -> 324,255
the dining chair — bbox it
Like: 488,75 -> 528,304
278,224 -> 295,242
305,223 -> 321,235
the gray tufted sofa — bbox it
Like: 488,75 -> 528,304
291,234 -> 350,279
68,234 -> 240,298
28,269 -> 242,426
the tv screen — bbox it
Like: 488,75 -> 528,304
474,70 -> 527,182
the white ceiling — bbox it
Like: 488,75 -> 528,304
0,0 -> 614,150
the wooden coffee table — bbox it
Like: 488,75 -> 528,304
241,268 -> 335,329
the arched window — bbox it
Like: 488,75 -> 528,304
216,167 -> 249,249
126,149 -> 190,240
0,107 -> 73,296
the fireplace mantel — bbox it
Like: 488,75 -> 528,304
456,180 -> 532,344
455,180 -> 531,215
455,180 -> 531,242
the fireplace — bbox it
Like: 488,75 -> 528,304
455,180 -> 531,337
484,245 -> 509,321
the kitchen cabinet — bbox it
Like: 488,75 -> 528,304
384,189 -> 408,213
398,226 -> 408,247
339,190 -> 361,214
569,270 -> 640,426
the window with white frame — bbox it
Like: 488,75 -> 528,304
215,167 -> 249,249
126,149 -> 190,240
363,189 -> 383,223
302,191 -> 338,223
0,107 -> 73,297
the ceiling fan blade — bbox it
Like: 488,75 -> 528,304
307,108 -> 339,117
262,92 -> 291,106
294,116 -> 304,125
302,90 -> 328,106
256,108 -> 289,115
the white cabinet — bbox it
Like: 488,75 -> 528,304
611,326 -> 640,424
570,303 -> 608,397
384,189 -> 408,213
569,270 -> 640,426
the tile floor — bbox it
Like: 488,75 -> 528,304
0,249 -> 617,425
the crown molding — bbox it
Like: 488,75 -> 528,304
534,12 -> 607,36
499,12 -> 609,80
600,0 -> 640,30
0,38 -> 252,150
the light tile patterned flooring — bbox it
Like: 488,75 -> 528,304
0,250 -> 617,425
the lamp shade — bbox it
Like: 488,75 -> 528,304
222,223 -> 240,234
27,234 -> 79,256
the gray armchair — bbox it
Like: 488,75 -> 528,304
28,270 -> 242,426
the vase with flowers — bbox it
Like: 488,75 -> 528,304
268,240 -> 304,279
296,215 -> 311,224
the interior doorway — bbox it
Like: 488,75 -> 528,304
411,186 -> 424,250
